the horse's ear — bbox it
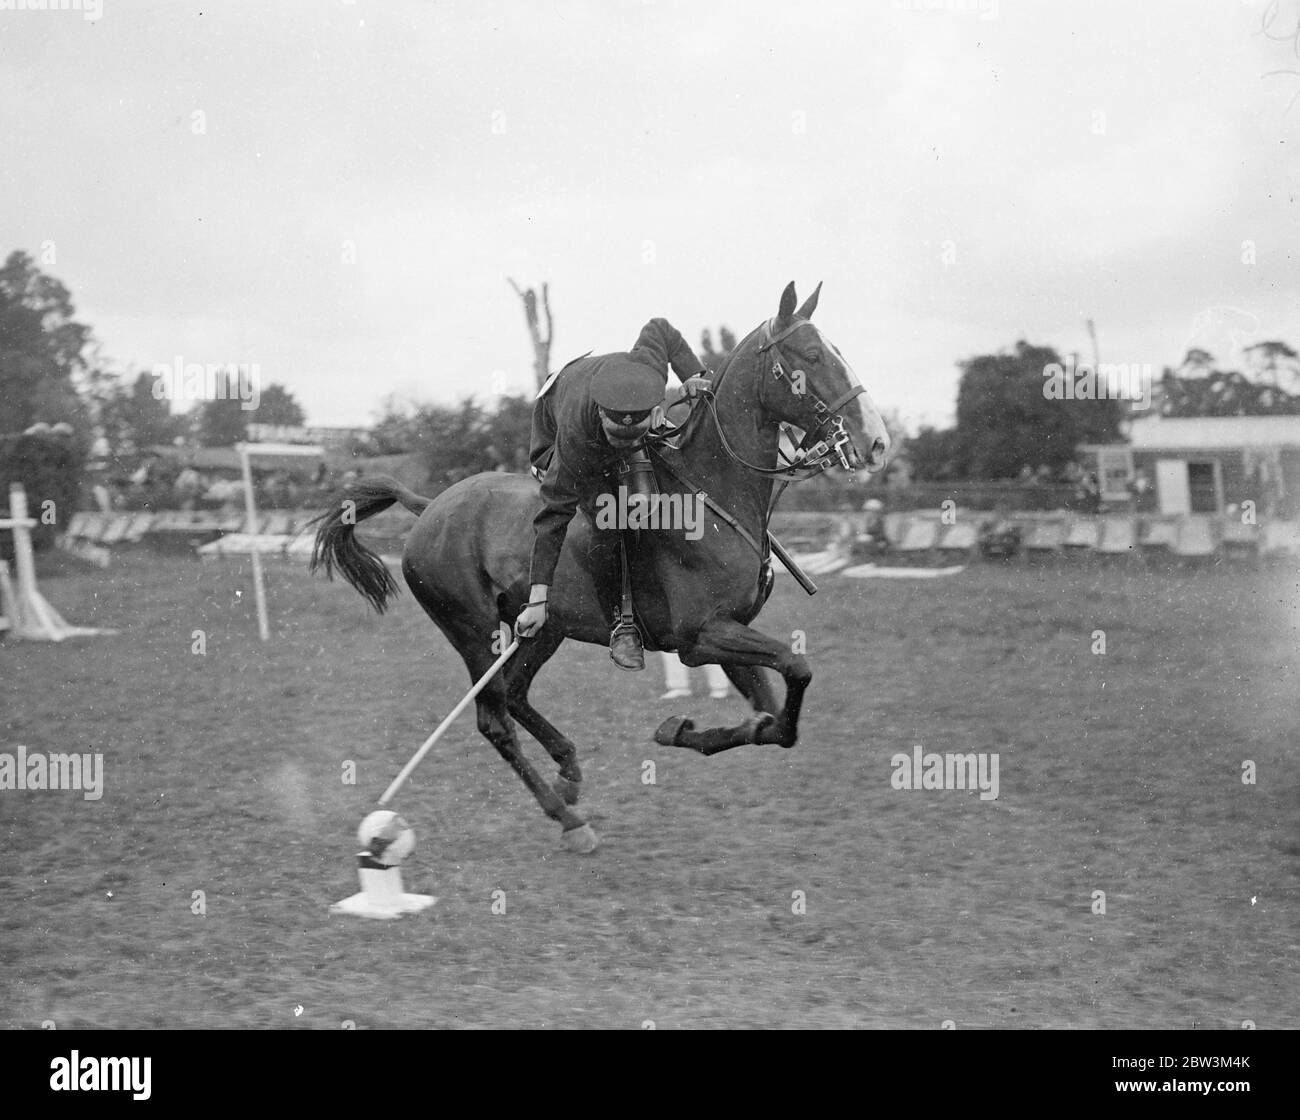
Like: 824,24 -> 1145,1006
795,281 -> 822,320
776,282 -> 798,327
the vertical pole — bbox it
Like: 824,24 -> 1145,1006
8,483 -> 62,638
238,447 -> 270,642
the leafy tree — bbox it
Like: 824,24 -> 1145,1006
416,399 -> 493,488
484,393 -> 534,473
905,425 -> 965,482
0,250 -> 97,437
699,326 -> 737,371
98,370 -> 185,457
368,396 -> 424,454
954,341 -> 1121,479
194,374 -> 250,446
252,383 -> 307,428
1156,346 -> 1300,416
1243,341 -> 1300,397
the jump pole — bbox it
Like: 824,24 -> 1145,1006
0,484 -> 111,641
234,441 -> 324,642
236,444 -> 270,642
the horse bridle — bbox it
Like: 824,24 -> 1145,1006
759,317 -> 865,468
674,318 -> 864,481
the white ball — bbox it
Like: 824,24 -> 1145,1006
357,810 -> 416,866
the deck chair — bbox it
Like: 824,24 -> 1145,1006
936,522 -> 977,560
1261,520 -> 1300,559
77,513 -> 110,543
97,513 -> 133,545
285,533 -> 317,561
64,512 -> 92,541
1139,518 -> 1180,554
1097,516 -> 1137,556
124,512 -> 155,542
1219,518 -> 1260,563
1063,519 -> 1101,551
894,517 -> 940,563
1022,519 -> 1066,555
261,511 -> 294,536
1173,516 -> 1217,560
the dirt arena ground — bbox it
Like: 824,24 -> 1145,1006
1,548 -> 1296,1029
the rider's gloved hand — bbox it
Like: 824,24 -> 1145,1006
681,374 -> 712,399
515,600 -> 548,638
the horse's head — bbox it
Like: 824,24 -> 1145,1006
749,281 -> 890,474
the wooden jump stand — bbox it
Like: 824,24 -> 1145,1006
0,483 -> 112,642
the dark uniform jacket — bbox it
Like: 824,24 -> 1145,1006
528,318 -> 705,587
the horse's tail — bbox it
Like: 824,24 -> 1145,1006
308,475 -> 431,613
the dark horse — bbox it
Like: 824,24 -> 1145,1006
310,282 -> 890,852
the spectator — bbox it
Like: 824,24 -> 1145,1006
853,497 -> 889,560
1076,472 -> 1101,513
660,653 -> 734,701
175,467 -> 204,510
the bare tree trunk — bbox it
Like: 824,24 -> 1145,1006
508,278 -> 553,390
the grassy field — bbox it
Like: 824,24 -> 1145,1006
1,547 -> 1297,1029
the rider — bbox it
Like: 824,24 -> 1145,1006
515,318 -> 712,670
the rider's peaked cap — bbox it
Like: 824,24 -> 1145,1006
590,355 -> 667,413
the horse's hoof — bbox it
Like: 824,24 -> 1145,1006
561,823 -> 599,854
749,713 -> 784,745
553,775 -> 582,805
653,715 -> 694,746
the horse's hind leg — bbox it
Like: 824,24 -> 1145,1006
503,629 -> 584,806
723,663 -> 780,716
473,675 -> 597,852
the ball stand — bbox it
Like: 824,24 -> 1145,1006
330,852 -> 436,920
331,640 -> 520,920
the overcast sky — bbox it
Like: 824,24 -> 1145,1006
3,0 -> 1299,431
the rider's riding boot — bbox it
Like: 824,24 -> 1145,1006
610,619 -> 645,671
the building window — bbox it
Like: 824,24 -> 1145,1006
1097,448 -> 1133,500
1187,461 -> 1220,513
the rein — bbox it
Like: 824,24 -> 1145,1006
654,318 -> 863,482
642,317 -> 862,575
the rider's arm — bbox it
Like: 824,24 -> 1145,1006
528,444 -> 587,588
629,318 -> 707,382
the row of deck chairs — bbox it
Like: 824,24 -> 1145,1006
874,513 -> 1300,563
60,510 -> 324,559
1015,515 -> 1299,561
59,508 -> 1300,566
62,509 -> 320,541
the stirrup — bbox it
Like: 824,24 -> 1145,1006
609,621 -> 644,671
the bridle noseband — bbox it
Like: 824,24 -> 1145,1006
755,318 -> 865,476
648,317 -> 866,482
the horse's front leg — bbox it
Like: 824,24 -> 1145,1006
653,618 -> 808,753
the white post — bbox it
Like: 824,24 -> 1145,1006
238,445 -> 270,642
8,484 -> 59,638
